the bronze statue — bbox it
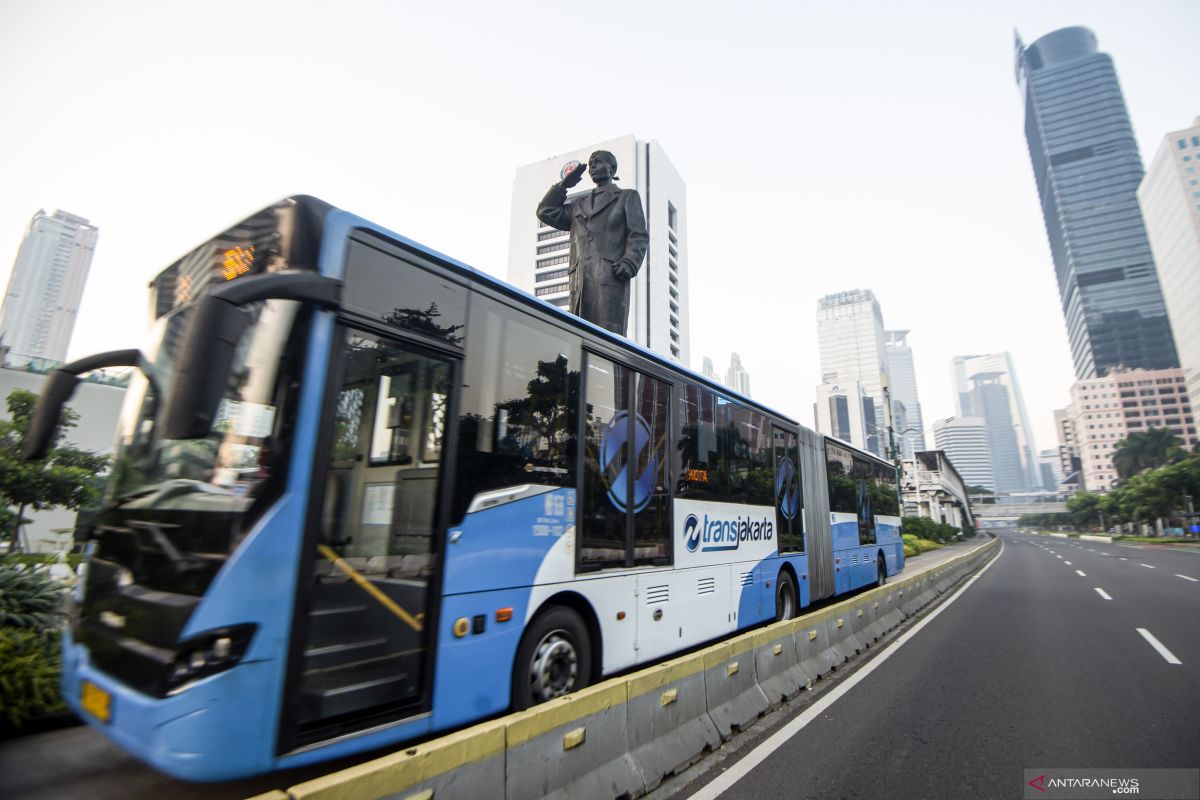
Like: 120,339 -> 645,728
537,150 -> 648,335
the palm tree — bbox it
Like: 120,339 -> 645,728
1112,428 -> 1184,481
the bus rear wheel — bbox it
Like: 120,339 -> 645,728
775,570 -> 798,621
512,606 -> 593,710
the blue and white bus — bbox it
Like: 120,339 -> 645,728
28,197 -> 903,780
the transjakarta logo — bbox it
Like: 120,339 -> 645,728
683,512 -> 774,553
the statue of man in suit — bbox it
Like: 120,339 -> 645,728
536,150 -> 648,336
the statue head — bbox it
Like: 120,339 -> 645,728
588,150 -> 619,186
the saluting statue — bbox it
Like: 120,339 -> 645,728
536,150 -> 648,336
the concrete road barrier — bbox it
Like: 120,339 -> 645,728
752,624 -> 805,706
701,633 -> 770,741
264,538 -> 999,800
1080,534 -> 1113,543
625,651 -> 720,793
285,720 -> 506,800
505,681 -> 642,800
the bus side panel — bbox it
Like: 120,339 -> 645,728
877,515 -> 904,575
431,585 -> 537,729
830,512 -> 859,596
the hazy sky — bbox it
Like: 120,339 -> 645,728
1,1 -> 1197,456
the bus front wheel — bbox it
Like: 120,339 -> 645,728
512,605 -> 593,710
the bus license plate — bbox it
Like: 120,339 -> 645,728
81,680 -> 111,724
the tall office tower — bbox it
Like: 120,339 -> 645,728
952,352 -> 1039,488
0,210 -> 98,367
700,356 -> 718,383
1138,118 -> 1200,419
933,417 -> 995,491
885,330 -> 926,458
725,352 -> 751,397
816,289 -> 890,456
963,372 -> 1025,492
1064,367 -> 1195,492
508,134 -> 690,364
1015,27 -> 1178,379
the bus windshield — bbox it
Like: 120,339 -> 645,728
96,297 -> 305,593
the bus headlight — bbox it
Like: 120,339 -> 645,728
165,624 -> 257,694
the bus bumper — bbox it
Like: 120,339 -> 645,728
61,631 -> 277,782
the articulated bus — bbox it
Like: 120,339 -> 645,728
28,197 -> 903,780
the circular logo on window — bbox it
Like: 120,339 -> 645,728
560,160 -> 583,180
776,456 -> 799,521
683,514 -> 701,553
600,410 -> 657,513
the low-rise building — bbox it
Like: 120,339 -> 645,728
901,450 -> 974,531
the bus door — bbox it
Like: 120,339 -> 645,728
285,327 -> 456,745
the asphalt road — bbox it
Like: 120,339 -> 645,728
0,539 -> 978,799
668,532 -> 1200,800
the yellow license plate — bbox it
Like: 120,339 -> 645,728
81,680 -> 112,724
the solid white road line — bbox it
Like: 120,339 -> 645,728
1176,574 -> 1198,582
1095,588 -> 1112,600
687,540 -> 1006,800
1076,570 -> 1086,577
1136,628 -> 1182,665
1140,563 -> 1156,569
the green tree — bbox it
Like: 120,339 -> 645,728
1112,428 -> 1184,480
0,389 -> 110,552
1067,491 -> 1104,529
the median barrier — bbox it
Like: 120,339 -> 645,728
266,537 -> 999,800
284,719 -> 506,800
1080,534 -> 1113,543
794,608 -> 836,682
625,650 -> 720,792
701,633 -> 770,740
504,680 -> 642,800
752,623 -> 805,705
1050,532 -> 1069,538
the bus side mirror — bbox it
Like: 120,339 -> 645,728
162,271 -> 341,440
23,349 -> 143,461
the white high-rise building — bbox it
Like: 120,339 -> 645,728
700,356 -> 718,383
816,289 -> 890,456
0,210 -> 98,367
816,381 -> 884,455
952,352 -> 1038,488
885,330 -> 926,458
508,135 -> 690,364
932,416 -> 995,491
1138,118 -> 1200,416
725,352 -> 751,397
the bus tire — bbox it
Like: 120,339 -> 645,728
775,569 -> 798,621
512,605 -> 593,711
876,555 -> 887,587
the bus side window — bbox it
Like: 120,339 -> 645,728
676,382 -> 724,501
453,297 -> 580,523
853,456 -> 876,545
774,428 -> 803,553
825,442 -> 856,516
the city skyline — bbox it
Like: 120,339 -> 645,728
1,2 -> 1196,455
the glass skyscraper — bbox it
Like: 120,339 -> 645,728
1015,26 -> 1178,379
